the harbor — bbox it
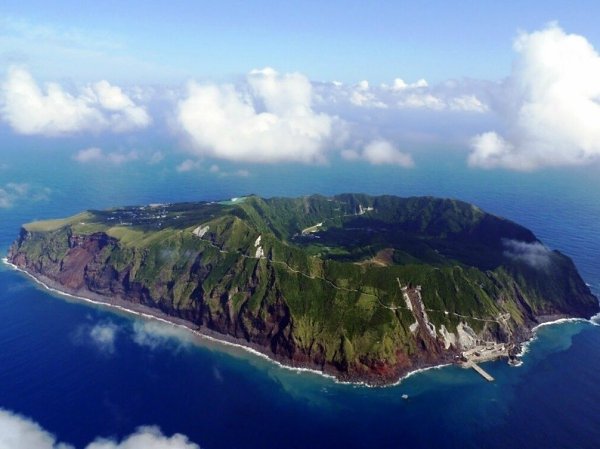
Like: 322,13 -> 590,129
463,360 -> 495,381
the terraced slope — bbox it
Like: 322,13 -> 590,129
8,194 -> 598,384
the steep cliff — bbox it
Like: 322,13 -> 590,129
8,194 -> 599,384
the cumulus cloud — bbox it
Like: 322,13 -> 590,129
89,322 -> 119,354
469,24 -> 600,170
448,95 -> 488,113
85,426 -> 200,449
72,321 -> 119,354
0,408 -> 72,449
132,320 -> 193,350
398,93 -> 445,110
468,132 -> 515,169
0,182 -> 50,208
342,139 -> 414,168
503,239 -> 553,269
84,81 -> 151,132
176,67 -> 337,164
349,80 -> 387,108
0,67 -> 151,136
0,408 -> 200,449
73,147 -> 139,165
385,78 -> 429,91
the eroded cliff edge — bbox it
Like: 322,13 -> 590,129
8,194 -> 599,384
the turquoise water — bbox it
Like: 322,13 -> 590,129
1,144 -> 599,448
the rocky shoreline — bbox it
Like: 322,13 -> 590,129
4,255 -> 572,386
4,257 -> 491,386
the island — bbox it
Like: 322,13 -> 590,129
7,194 -> 599,385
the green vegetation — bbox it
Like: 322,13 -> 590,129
10,193 -> 598,382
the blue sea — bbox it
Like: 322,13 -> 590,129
1,144 -> 599,448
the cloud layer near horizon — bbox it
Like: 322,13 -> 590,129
342,140 -> 414,167
317,78 -> 488,113
469,24 -> 600,170
73,147 -> 139,165
0,408 -> 200,449
4,24 -> 600,172
0,67 -> 150,136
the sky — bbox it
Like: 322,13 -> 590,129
2,3 -> 600,446
1,0 -> 600,185
4,0 -> 600,84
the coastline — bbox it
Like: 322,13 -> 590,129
2,257 -> 434,388
1,257 -> 347,384
4,257 -> 596,388
516,314 -> 600,359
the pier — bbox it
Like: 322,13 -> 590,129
463,361 -> 494,381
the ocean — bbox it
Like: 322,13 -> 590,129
1,145 -> 599,448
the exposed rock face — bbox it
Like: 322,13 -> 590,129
7,194 -> 599,384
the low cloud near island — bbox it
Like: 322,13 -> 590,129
503,239 -> 553,269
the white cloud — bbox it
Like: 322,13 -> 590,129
0,408 -> 73,449
448,94 -> 489,112
503,239 -> 553,269
176,67 -> 336,164
384,78 -> 428,91
0,182 -> 50,208
317,77 -> 488,113
349,80 -> 387,108
342,139 -> 414,168
73,147 -> 139,165
176,159 -> 201,173
349,91 -> 387,109
89,322 -> 119,354
0,67 -> 150,136
84,81 -> 151,132
73,147 -> 103,163
356,80 -> 369,90
86,426 -> 200,449
0,408 -> 200,449
468,132 -> 516,169
398,93 -> 445,110
72,321 -> 119,354
132,321 -> 193,350
469,24 -> 600,170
